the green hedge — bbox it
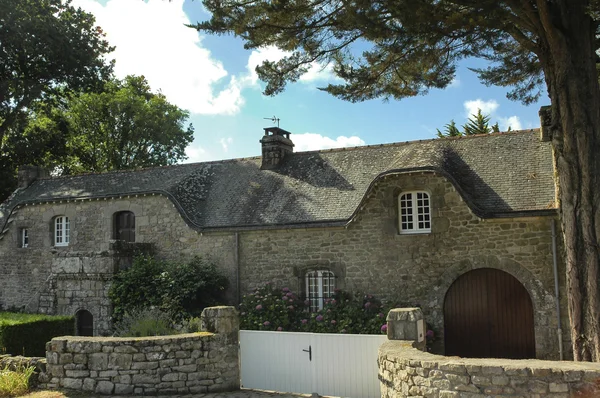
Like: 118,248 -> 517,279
0,313 -> 74,357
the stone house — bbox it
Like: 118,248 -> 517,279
0,125 -> 568,360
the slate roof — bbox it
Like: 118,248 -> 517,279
0,129 -> 557,233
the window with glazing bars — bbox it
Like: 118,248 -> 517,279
305,270 -> 336,311
399,191 -> 431,233
55,216 -> 70,246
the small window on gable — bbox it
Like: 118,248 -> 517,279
20,228 -> 29,248
54,216 -> 70,246
399,191 -> 431,234
305,270 -> 336,312
114,211 -> 135,242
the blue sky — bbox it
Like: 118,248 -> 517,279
74,0 -> 547,163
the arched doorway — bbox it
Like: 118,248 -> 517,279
444,268 -> 535,359
76,310 -> 94,336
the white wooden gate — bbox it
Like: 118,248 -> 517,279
240,330 -> 386,398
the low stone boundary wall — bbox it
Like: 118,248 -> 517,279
0,354 -> 47,387
41,306 -> 239,395
378,342 -> 600,397
379,308 -> 600,398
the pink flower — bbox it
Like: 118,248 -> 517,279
381,324 -> 388,333
282,287 -> 290,292
304,299 -> 310,306
316,315 -> 324,322
287,305 -> 294,310
364,302 -> 372,309
263,321 -> 271,326
277,326 -> 283,331
301,319 -> 308,324
331,320 -> 337,325
331,299 -> 336,305
286,292 -> 293,297
378,312 -> 384,318
426,330 -> 434,338
255,304 -> 263,310
282,296 -> 288,301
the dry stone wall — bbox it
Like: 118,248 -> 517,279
41,306 -> 239,395
378,341 -> 600,398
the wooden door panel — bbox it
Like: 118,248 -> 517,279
444,268 -> 535,359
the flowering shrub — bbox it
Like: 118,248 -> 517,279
239,284 -> 306,331
239,285 -> 392,334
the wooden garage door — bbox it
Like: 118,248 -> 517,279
444,268 -> 535,359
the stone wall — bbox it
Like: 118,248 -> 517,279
378,341 -> 600,398
0,354 -> 47,387
237,172 -> 566,359
41,306 -> 239,395
0,171 -> 567,357
0,195 -> 237,335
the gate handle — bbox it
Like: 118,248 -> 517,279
302,345 -> 312,361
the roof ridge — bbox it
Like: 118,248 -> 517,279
36,128 -> 540,181
294,128 -> 540,155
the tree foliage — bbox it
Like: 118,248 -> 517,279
437,109 -> 506,138
0,0 -> 113,144
51,75 -> 194,174
109,256 -> 229,324
194,0 -> 600,361
0,75 -> 194,200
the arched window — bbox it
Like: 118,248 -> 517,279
76,309 -> 94,336
305,270 -> 335,312
399,191 -> 431,234
54,216 -> 70,246
114,211 -> 135,242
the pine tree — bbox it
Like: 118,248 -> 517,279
463,110 -> 492,135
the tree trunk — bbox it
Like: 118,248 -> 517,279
539,1 -> 600,361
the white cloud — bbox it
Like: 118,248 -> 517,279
219,137 -> 233,152
292,133 -> 366,152
184,144 -> 209,163
498,116 -> 522,131
72,0 -> 244,115
464,99 -> 499,118
448,77 -> 461,88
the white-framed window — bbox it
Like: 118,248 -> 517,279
305,270 -> 335,312
54,216 -> 70,246
20,228 -> 29,248
399,191 -> 431,234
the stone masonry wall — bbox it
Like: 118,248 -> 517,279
40,306 -> 239,395
0,171 -> 566,358
0,195 -> 237,334
237,172 -> 567,359
378,341 -> 600,398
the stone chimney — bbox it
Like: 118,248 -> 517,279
539,105 -> 552,142
17,165 -> 49,189
260,127 -> 294,170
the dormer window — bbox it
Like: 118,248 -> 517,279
54,216 -> 70,246
399,191 -> 431,234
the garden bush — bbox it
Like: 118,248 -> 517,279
0,313 -> 74,357
239,284 -> 392,334
109,255 -> 229,323
112,308 -> 176,337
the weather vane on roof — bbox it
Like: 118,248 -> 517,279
264,115 -> 280,128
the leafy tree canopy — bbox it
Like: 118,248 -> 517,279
54,75 -> 195,174
0,0 -> 114,144
0,75 -> 194,200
